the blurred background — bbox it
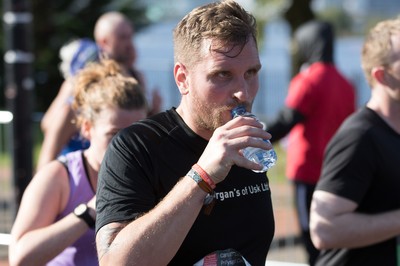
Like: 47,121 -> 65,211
0,0 -> 399,265
1,0 -> 399,117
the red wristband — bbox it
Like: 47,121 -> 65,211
186,167 -> 216,215
192,164 -> 216,189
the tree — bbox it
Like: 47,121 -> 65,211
283,0 -> 315,76
1,0 -> 150,112
254,0 -> 315,76
1,0 -> 150,210
283,0 -> 315,34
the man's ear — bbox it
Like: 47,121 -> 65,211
372,66 -> 390,86
97,38 -> 111,57
174,62 -> 189,95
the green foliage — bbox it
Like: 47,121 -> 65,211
253,0 -> 287,48
316,7 -> 353,36
1,0 -> 150,112
267,143 -> 287,183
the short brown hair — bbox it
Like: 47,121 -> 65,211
173,0 -> 257,67
361,17 -> 400,86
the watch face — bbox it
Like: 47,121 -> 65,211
75,204 -> 87,216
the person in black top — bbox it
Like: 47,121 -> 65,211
310,17 -> 400,265
266,20 -> 355,266
95,1 -> 275,265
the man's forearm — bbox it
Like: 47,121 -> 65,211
266,107 -> 305,143
311,192 -> 400,249
97,176 -> 206,265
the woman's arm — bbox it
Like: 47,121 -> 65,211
41,80 -> 73,133
37,104 -> 77,170
9,161 -> 94,266
37,79 -> 79,170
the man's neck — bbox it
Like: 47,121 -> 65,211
367,94 -> 400,134
175,105 -> 212,140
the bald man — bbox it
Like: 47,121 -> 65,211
94,11 -> 162,115
94,12 -> 137,72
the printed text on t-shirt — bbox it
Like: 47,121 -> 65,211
215,181 -> 270,201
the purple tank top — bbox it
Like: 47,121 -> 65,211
47,150 -> 98,266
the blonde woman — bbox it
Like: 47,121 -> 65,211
9,60 -> 147,266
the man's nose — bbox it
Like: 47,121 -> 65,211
232,78 -> 249,102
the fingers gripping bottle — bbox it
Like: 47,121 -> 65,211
231,105 -> 277,172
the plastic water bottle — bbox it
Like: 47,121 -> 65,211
231,105 -> 277,172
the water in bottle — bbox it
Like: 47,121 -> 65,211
231,105 -> 277,172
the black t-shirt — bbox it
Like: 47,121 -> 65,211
316,107 -> 400,266
96,108 -> 275,266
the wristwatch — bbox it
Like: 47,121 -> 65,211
74,203 -> 95,229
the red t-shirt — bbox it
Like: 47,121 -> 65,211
285,62 -> 355,184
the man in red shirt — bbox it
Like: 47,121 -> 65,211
266,20 -> 356,266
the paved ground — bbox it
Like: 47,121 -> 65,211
267,181 -> 308,265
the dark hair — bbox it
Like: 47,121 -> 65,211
294,20 -> 334,66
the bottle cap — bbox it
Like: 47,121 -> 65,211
231,105 -> 247,118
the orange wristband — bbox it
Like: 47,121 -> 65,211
192,164 -> 216,189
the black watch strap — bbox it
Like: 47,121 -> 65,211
74,203 -> 95,229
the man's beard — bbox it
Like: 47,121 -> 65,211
191,93 -> 235,132
195,106 -> 225,132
